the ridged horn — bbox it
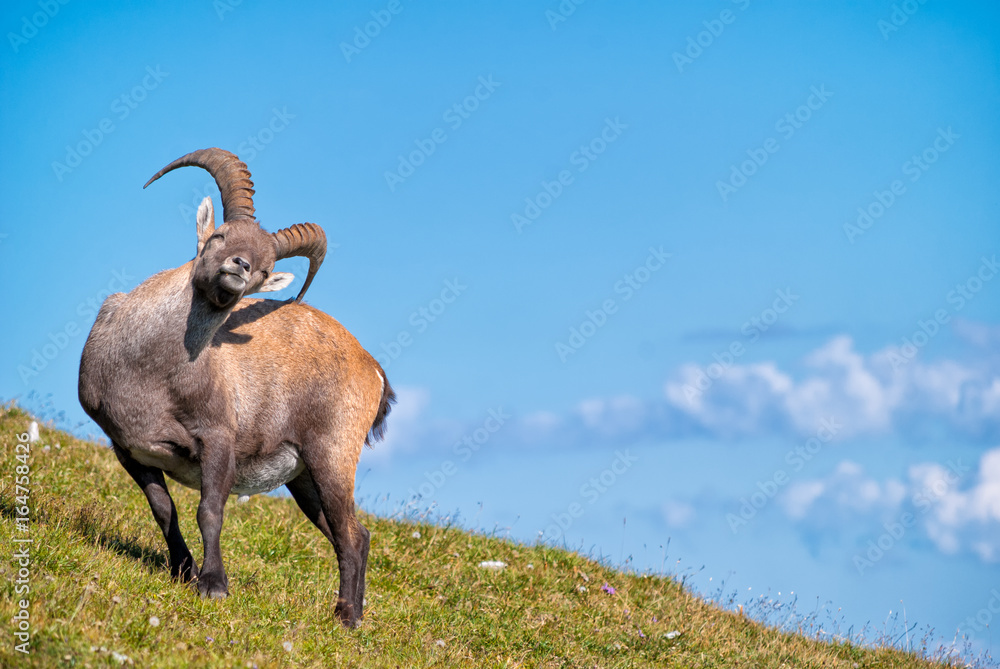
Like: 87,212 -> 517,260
272,222 -> 327,303
144,148 -> 256,222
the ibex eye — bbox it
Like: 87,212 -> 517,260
262,270 -> 270,279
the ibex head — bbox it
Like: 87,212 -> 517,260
144,148 -> 326,309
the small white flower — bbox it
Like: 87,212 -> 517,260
665,630 -> 680,640
412,531 -> 421,539
148,616 -> 160,627
578,585 -> 587,592
237,495 -> 250,504
111,595 -> 121,604
527,563 -> 534,569
478,560 -> 506,571
435,639 -> 446,647
282,641 -> 292,652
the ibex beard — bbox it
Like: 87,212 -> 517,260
78,148 -> 395,628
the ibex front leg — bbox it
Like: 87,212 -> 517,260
113,444 -> 198,582
196,441 -> 235,599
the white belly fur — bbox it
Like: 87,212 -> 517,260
233,443 -> 305,495
141,442 -> 305,496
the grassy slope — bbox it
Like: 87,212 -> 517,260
0,406 -> 961,668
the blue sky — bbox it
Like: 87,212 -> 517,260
2,0 -> 999,660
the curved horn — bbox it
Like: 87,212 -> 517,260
273,222 -> 327,303
144,148 -> 256,222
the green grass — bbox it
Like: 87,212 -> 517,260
0,404 -> 969,668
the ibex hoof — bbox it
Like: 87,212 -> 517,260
196,573 -> 229,599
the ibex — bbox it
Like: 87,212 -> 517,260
79,148 -> 394,627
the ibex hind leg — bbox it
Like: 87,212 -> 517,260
112,443 -> 199,582
286,461 -> 369,628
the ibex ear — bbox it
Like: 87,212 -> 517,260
257,272 -> 295,293
196,196 -> 215,255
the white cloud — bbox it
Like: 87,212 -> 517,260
662,500 -> 696,528
663,335 -> 1000,442
953,318 -> 1000,349
782,480 -> 826,520
921,448 -> 1000,561
779,449 -> 1000,563
521,410 -> 561,432
370,333 -> 999,462
368,385 -> 454,462
365,335 -> 1000,563
577,395 -> 646,435
781,460 -> 906,522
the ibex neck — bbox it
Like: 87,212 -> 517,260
182,289 -> 234,361
130,262 -> 238,363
